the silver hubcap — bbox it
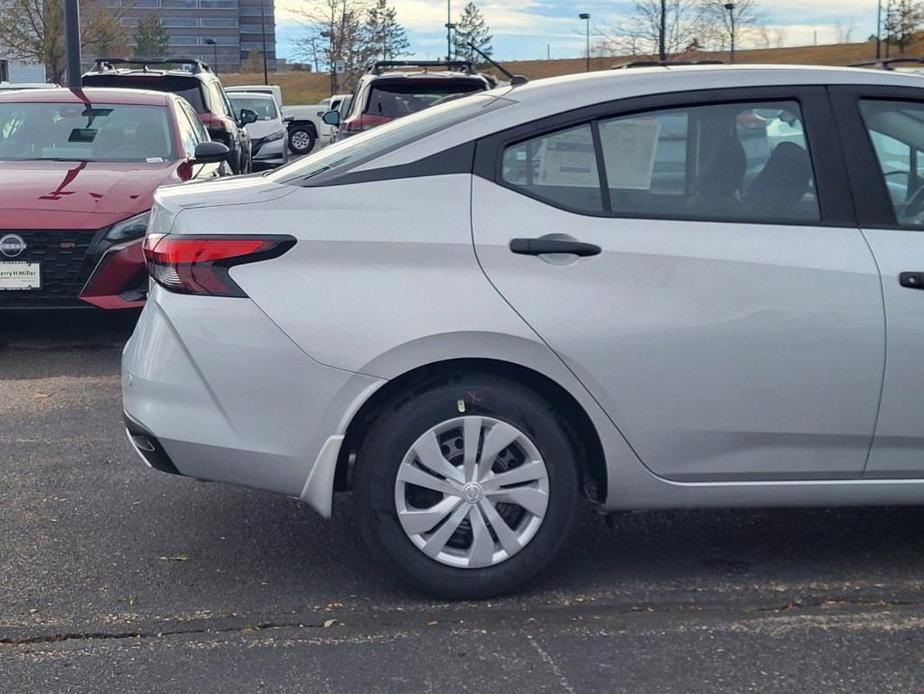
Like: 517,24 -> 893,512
291,131 -> 311,149
394,416 -> 550,569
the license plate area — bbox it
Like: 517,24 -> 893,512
0,262 -> 41,290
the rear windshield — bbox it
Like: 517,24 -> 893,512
268,92 -> 513,186
229,96 -> 278,120
0,102 -> 176,162
82,74 -> 206,112
365,78 -> 487,118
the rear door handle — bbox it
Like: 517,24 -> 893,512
509,238 -> 602,257
900,272 -> 924,289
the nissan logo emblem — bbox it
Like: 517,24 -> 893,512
0,234 -> 26,258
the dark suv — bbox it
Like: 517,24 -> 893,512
83,57 -> 253,174
331,60 -> 492,139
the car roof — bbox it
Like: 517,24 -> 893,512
364,70 -> 486,81
508,63 -> 924,103
0,86 -> 173,105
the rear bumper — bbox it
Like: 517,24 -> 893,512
121,286 -> 385,514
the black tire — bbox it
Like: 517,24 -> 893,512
288,125 -> 316,155
354,375 -> 581,599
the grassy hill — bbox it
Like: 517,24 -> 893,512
222,37 -> 924,106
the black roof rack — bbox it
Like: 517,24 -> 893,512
369,60 -> 476,75
849,57 -> 924,70
612,59 -> 725,70
89,57 -> 212,74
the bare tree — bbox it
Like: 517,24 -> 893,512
835,19 -> 855,44
884,0 -> 924,54
699,0 -> 764,52
598,0 -> 708,60
293,0 -> 377,94
0,0 -> 130,83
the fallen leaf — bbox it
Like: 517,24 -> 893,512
322,619 -> 337,628
32,392 -> 52,400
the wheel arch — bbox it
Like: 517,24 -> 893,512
334,357 -> 608,505
288,119 -> 318,136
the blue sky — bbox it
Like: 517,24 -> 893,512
276,1 -> 880,63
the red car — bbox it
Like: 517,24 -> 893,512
0,87 -> 230,310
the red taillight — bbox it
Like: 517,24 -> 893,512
142,234 -> 295,297
341,114 -> 392,133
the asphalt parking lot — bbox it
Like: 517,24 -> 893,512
2,312 -> 924,693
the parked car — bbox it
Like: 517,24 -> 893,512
123,65 -> 924,598
0,87 -> 230,310
326,60 -> 491,139
228,92 -> 288,169
225,84 -> 283,108
82,57 -> 254,175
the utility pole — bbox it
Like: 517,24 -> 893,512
579,13 -> 590,71
659,0 -> 667,61
260,0 -> 269,85
724,3 -> 736,63
64,0 -> 81,89
876,0 -> 882,58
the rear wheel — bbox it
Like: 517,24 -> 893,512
354,376 -> 581,598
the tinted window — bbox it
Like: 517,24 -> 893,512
502,125 -> 603,213
600,101 -> 818,222
366,79 -> 485,118
82,74 -> 206,112
500,100 -> 820,223
0,102 -> 176,162
858,99 -> 924,226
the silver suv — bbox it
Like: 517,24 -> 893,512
125,65 -> 924,597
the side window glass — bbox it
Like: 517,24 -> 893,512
859,100 -> 924,226
501,124 -> 603,213
598,100 -> 819,222
182,101 -> 208,142
175,106 -> 198,158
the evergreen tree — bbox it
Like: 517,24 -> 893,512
365,0 -> 409,61
133,14 -> 169,58
453,2 -> 493,62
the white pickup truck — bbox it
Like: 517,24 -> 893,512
225,85 -> 337,156
282,94 -> 353,153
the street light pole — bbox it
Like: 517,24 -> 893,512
579,13 -> 590,72
64,0 -> 81,89
259,0 -> 269,85
447,0 -> 452,61
724,2 -> 736,63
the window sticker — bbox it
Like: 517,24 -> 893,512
599,118 -> 661,191
537,127 -> 598,188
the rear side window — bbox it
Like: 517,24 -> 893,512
366,79 -> 485,118
501,125 -> 602,213
500,100 -> 821,224
858,99 -> 924,227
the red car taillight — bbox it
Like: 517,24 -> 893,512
143,234 -> 295,297
341,114 -> 392,134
